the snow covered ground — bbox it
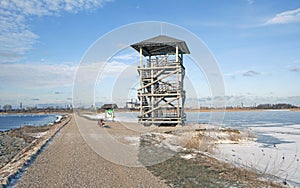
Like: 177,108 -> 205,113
114,112 -> 138,123
216,124 -> 300,186
82,111 -> 300,186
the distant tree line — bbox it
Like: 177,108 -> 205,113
0,104 -> 73,113
2,104 -> 12,112
256,103 -> 298,109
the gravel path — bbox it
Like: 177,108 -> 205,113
14,115 -> 168,187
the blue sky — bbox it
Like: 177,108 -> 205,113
0,0 -> 300,108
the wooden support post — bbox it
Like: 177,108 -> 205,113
150,55 -> 155,126
139,47 -> 143,120
176,45 -> 179,62
139,47 -> 142,67
180,53 -> 183,63
176,45 -> 180,119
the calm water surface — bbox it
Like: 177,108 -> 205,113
0,114 -> 60,131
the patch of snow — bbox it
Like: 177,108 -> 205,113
125,136 -> 140,147
55,115 -> 63,123
216,124 -> 300,186
180,153 -> 196,160
29,131 -> 48,138
115,112 -> 138,123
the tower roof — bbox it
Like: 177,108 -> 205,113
131,35 -> 190,56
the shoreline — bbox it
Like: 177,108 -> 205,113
0,115 -> 71,187
0,113 -> 65,132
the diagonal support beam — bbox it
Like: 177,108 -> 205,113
144,97 -> 179,115
138,70 -> 178,91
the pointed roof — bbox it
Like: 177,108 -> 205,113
131,35 -> 190,56
101,104 -> 118,110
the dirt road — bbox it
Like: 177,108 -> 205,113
14,115 -> 167,187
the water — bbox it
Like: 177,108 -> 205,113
189,110 -> 300,147
116,110 -> 300,146
186,110 -> 300,127
0,114 -> 60,131
116,110 -> 300,128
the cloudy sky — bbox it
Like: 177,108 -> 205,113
0,0 -> 300,108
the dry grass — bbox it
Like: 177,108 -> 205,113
184,133 -> 203,149
228,132 -> 242,142
184,133 -> 216,153
220,128 -> 240,133
21,124 -> 53,133
7,124 -> 53,143
183,127 -> 253,153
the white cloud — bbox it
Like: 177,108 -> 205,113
242,70 -> 260,77
0,61 -> 82,105
196,95 -> 300,107
112,52 -> 139,61
0,0 -> 112,63
225,70 -> 262,78
0,60 -> 129,106
76,60 -> 132,82
73,60 -> 133,106
0,62 -> 77,88
101,61 -> 133,77
265,8 -> 300,25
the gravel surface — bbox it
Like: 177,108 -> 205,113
13,116 -> 168,187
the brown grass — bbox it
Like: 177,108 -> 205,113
228,132 -> 242,142
7,124 -> 53,143
185,133 -> 216,153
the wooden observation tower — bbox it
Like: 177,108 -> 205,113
131,35 -> 190,126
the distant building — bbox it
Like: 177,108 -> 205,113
125,101 -> 139,110
100,104 -> 118,110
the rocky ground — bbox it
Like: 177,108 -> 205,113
0,124 -> 56,169
0,132 -> 28,169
